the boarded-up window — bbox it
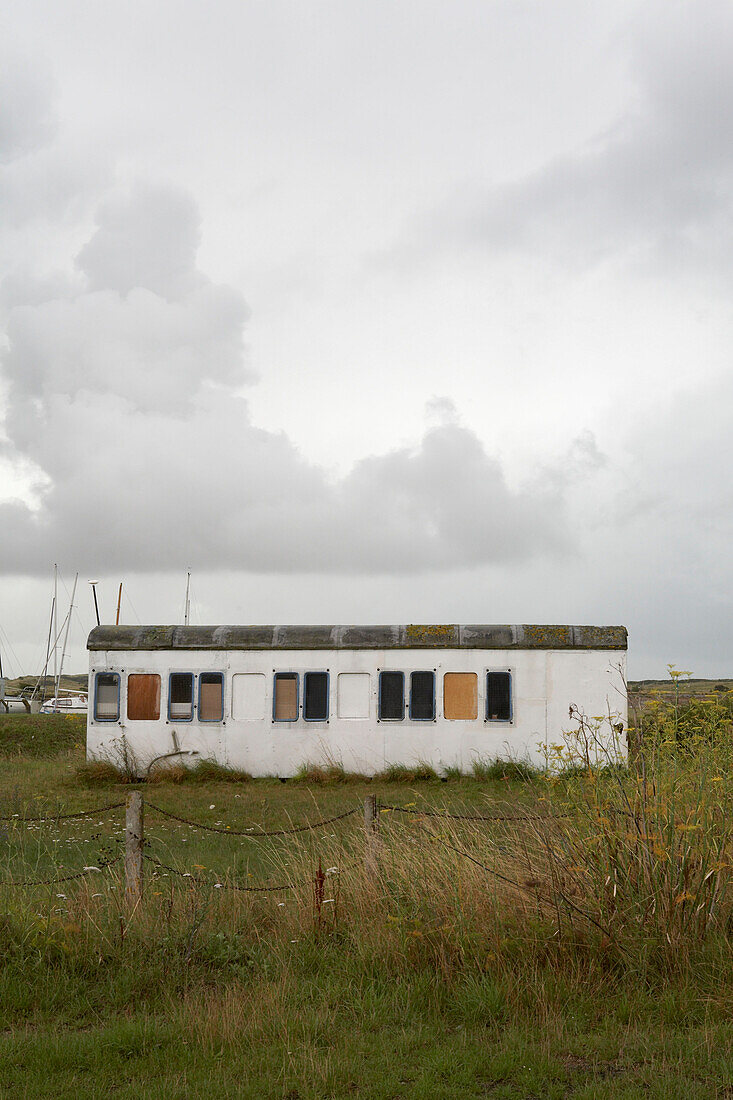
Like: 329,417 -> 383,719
273,673 -> 298,721
444,673 -> 477,720
338,673 -> 370,718
409,671 -> 435,720
199,673 -> 224,722
486,671 -> 512,721
127,674 -> 161,721
169,673 -> 193,720
232,673 -> 266,720
378,671 -> 404,720
94,672 -> 119,721
304,672 -> 329,721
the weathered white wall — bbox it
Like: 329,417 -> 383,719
87,647 -> 627,776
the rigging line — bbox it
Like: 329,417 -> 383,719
58,569 -> 93,650
123,588 -> 142,627
0,622 -> 22,679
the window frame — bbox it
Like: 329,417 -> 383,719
485,668 -> 513,723
336,672 -> 372,719
231,672 -> 267,722
272,672 -> 300,723
303,671 -> 330,722
378,670 -> 405,721
126,672 -> 161,722
198,672 -> 224,723
93,671 -> 120,723
442,671 -> 478,721
168,672 -> 195,723
408,670 -> 436,722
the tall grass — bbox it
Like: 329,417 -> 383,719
3,684 -> 733,991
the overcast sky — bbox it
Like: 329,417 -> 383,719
1,0 -> 732,679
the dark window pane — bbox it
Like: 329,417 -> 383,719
199,673 -> 224,721
410,671 -> 435,720
169,673 -> 193,720
304,672 -> 329,721
379,671 -> 404,720
486,672 -> 512,721
274,673 -> 298,721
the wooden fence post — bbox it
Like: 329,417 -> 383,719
125,790 -> 144,906
364,794 -> 379,874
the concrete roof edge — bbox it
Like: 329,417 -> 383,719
87,624 -> 628,651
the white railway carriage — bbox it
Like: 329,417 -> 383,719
86,624 -> 628,777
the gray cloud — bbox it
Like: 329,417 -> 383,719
386,0 -> 733,279
0,180 -> 576,576
77,185 -> 205,300
0,55 -> 56,164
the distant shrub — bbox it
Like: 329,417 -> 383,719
633,680 -> 733,750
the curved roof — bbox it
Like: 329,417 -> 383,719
87,624 -> 627,651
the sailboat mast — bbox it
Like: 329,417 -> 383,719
42,596 -> 55,702
184,571 -> 191,626
55,572 -> 78,703
53,564 -> 58,693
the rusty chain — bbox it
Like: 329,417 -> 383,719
0,801 -> 127,823
145,802 -> 358,836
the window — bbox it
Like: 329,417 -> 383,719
378,671 -> 404,720
486,671 -> 512,722
94,672 -> 120,721
337,673 -> 371,719
127,674 -> 161,721
232,673 -> 266,720
409,671 -> 435,720
273,673 -> 298,722
304,672 -> 329,721
199,673 -> 224,722
443,673 -> 477,720
168,673 -> 194,721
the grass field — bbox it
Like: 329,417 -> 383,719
0,705 -> 733,1098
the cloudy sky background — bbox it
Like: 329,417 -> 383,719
1,0 -> 731,678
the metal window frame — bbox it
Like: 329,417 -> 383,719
93,671 -> 120,723
485,668 -> 513,723
272,671 -> 300,723
168,672 -> 195,723
303,670 -> 330,722
198,671 -> 224,723
409,669 -> 436,722
378,670 -> 405,721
